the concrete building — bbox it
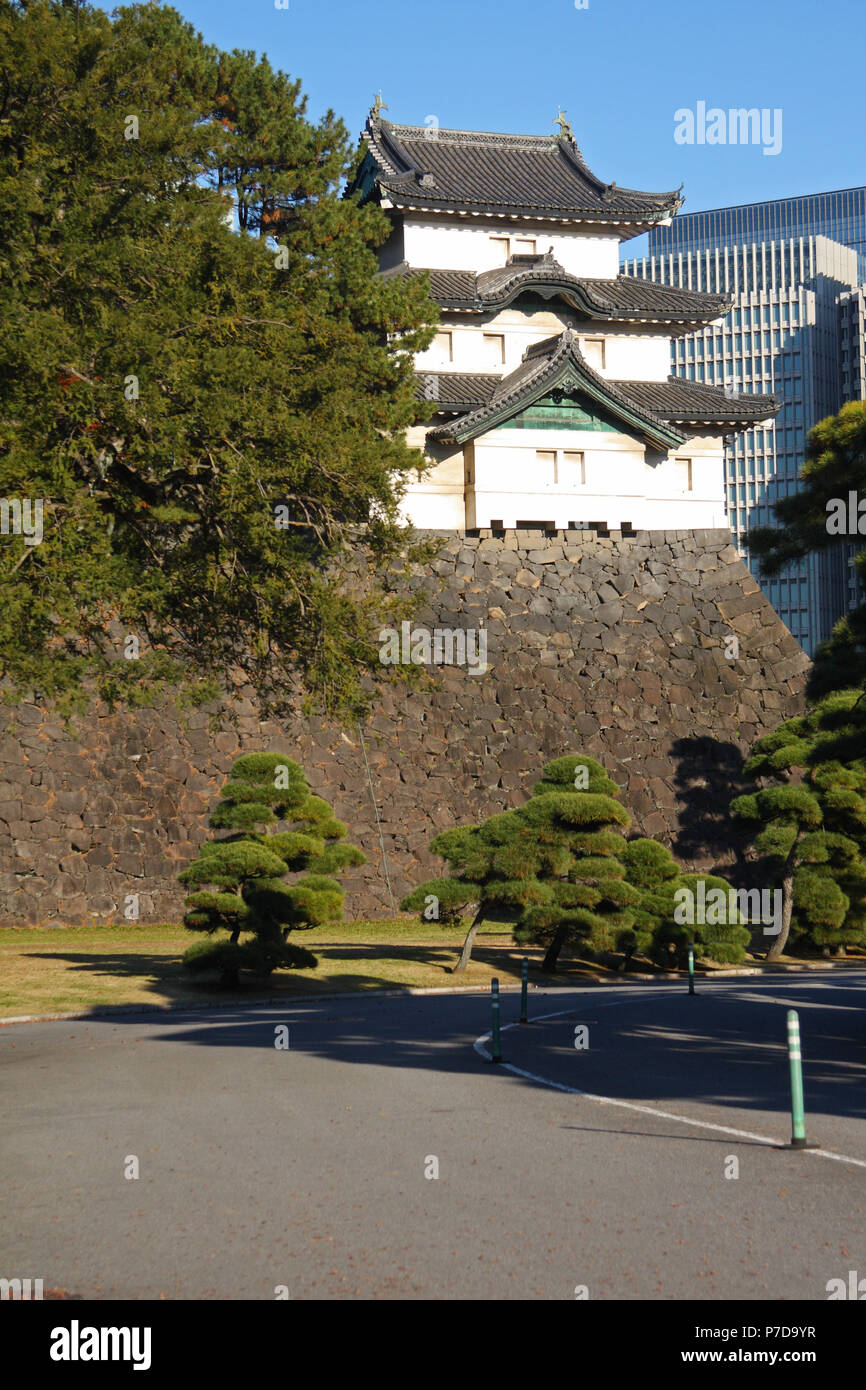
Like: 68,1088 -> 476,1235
348,105 -> 777,533
645,187 -> 866,283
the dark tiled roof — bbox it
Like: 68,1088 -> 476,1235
380,265 -> 478,306
427,331 -> 686,450
617,377 -> 779,425
413,372 -> 501,411
352,116 -> 683,230
383,255 -> 729,326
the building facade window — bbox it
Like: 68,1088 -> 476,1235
482,332 -> 506,365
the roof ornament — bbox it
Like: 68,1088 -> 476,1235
553,107 -> 573,141
372,91 -> 388,117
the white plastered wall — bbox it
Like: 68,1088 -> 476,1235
397,427 -> 727,531
396,427 -> 467,529
415,306 -> 676,382
400,217 -> 620,279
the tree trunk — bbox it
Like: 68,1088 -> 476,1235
766,853 -> 796,960
221,927 -> 242,988
452,906 -> 484,973
542,925 -> 569,974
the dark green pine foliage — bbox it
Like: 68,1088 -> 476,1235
620,841 -> 750,967
733,691 -> 866,955
515,756 -> 640,970
620,838 -> 681,966
179,752 -> 365,985
666,872 -> 751,966
402,754 -> 643,972
0,1 -> 437,720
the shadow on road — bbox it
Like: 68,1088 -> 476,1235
51,974 -> 866,1126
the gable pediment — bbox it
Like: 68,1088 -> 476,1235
494,387 -> 638,437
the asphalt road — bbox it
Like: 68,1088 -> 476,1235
2,972 -> 865,1300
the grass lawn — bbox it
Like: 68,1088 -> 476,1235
0,917 -> 667,1019
1,918 -> 851,1020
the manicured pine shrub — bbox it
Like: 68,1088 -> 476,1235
179,752 -> 365,986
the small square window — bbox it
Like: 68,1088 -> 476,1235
483,333 -> 506,365
536,449 -> 557,484
433,330 -> 452,361
582,338 -> 606,370
490,236 -> 510,263
563,450 -> 586,485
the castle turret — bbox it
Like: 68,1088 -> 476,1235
348,107 -> 778,531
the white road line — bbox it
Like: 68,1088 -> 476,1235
473,1000 -> 866,1171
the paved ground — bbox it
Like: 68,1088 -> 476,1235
2,972 -> 865,1299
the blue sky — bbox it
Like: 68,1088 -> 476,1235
161,0 -> 863,257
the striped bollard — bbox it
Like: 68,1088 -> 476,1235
491,977 -> 502,1063
687,941 -> 696,995
787,1010 -> 808,1148
520,957 -> 529,1025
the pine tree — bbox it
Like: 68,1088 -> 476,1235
0,1 -> 437,718
620,841 -> 751,968
620,838 -> 681,966
402,754 -> 642,973
747,401 -> 866,700
730,782 -> 836,959
179,752 -> 365,986
733,691 -> 866,955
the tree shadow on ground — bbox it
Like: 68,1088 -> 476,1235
23,940 -> 611,1010
72,972 -> 866,1125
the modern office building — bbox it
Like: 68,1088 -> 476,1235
624,222 -> 864,653
646,187 -> 866,283
839,284 -> 866,404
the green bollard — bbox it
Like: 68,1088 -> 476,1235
687,941 -> 696,995
787,1010 -> 808,1148
491,976 -> 502,1063
520,957 -> 529,1024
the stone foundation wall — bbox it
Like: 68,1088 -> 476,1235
0,527 -> 810,925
